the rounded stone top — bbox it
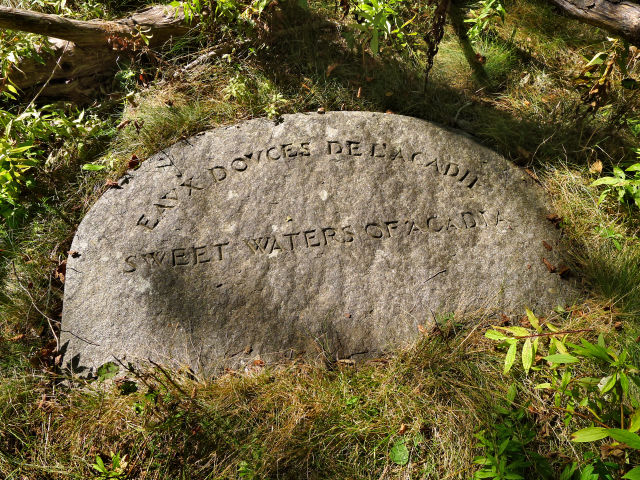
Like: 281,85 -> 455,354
61,111 -> 577,374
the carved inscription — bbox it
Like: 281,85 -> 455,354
136,138 -> 481,231
124,209 -> 502,273
124,242 -> 230,273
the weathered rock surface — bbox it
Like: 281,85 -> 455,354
61,111 -> 576,374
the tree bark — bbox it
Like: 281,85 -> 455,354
0,5 -> 191,47
547,0 -> 640,44
0,5 -> 192,103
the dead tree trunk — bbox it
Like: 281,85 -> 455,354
0,5 -> 192,103
547,0 -> 640,45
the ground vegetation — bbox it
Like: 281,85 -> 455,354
1,0 -> 640,478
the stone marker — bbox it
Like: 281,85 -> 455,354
61,111 -> 575,374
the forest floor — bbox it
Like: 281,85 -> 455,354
1,0 -> 640,478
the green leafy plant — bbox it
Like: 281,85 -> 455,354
485,308 -> 549,375
592,163 -> 640,209
389,438 -> 409,466
574,39 -> 639,112
0,105 -> 106,221
96,362 -> 119,381
486,310 -> 640,478
464,0 -> 506,43
92,452 -> 127,479
473,385 -> 552,479
596,226 -> 624,250
345,0 -> 416,56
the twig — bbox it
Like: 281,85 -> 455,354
11,261 -> 59,350
550,406 -> 609,429
147,358 -> 192,400
21,41 -> 71,113
513,328 -> 594,339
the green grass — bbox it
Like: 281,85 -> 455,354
1,0 -> 640,477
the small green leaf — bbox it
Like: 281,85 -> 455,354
504,340 -> 517,375
606,428 -> 640,449
485,329 -> 507,341
506,383 -> 517,403
370,30 -> 379,55
522,338 -> 533,374
96,362 -> 119,381
622,466 -> 640,479
535,383 -> 553,389
571,427 -> 608,442
628,408 -> 640,433
498,326 -> 530,337
525,308 -> 541,332
82,163 -> 106,171
585,51 -> 607,67
592,177 -> 624,187
389,439 -> 409,465
543,354 -> 578,364
599,374 -> 616,394
620,371 -> 630,396
551,337 -> 568,354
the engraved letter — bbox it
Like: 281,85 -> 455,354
406,221 -> 423,236
299,142 -> 311,156
150,251 -> 166,266
124,255 -> 137,273
266,147 -> 281,160
458,170 -> 478,188
446,163 -> 459,177
446,217 -> 460,230
193,246 -> 211,263
245,150 -> 263,163
384,220 -> 399,237
137,214 -> 158,230
244,237 -> 270,254
427,216 -> 443,232
172,248 -> 190,266
155,153 -> 182,177
283,232 -> 300,250
304,229 -> 322,247
154,189 -> 178,214
282,143 -> 297,157
180,178 -> 204,196
371,143 -> 386,157
478,210 -> 490,227
231,158 -> 248,171
208,166 -> 227,183
462,212 -> 476,228
390,148 -> 406,162
327,141 -> 343,154
269,237 -> 283,254
321,227 -> 337,245
346,140 -> 362,156
341,225 -> 355,242
365,223 -> 384,239
213,241 -> 230,260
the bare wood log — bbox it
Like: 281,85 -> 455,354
0,4 -> 192,47
0,5 -> 194,103
547,0 -> 640,44
9,39 -> 120,104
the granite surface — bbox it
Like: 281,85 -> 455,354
60,111 -> 577,374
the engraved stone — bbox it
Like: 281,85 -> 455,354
61,111 -> 577,374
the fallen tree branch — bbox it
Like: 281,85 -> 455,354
0,4 -> 191,47
0,4 -> 194,102
546,0 -> 640,44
